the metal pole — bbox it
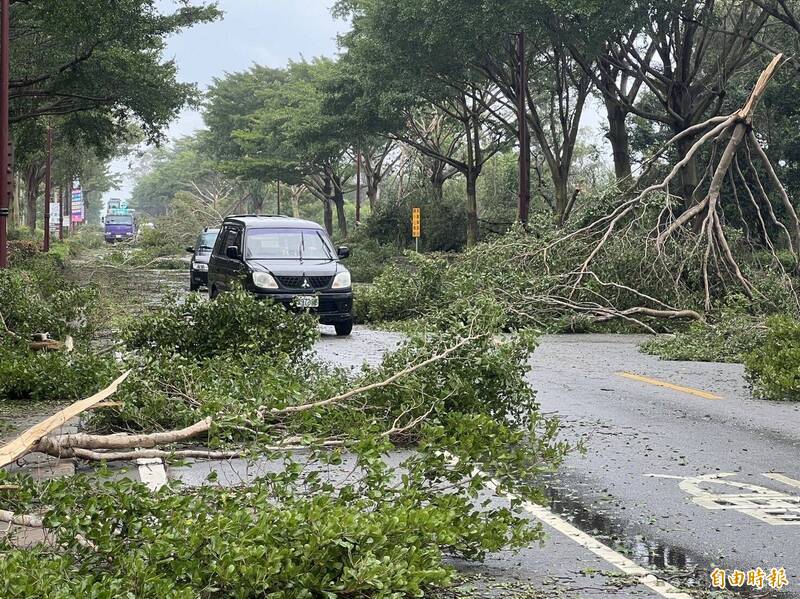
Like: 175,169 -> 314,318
43,126 -> 51,252
0,0 -> 10,268
276,181 -> 281,215
58,181 -> 63,241
355,150 -> 362,223
516,31 -> 531,225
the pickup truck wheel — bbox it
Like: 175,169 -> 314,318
209,286 -> 219,300
334,319 -> 353,337
189,277 -> 200,292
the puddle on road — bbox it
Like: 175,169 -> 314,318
546,483 -> 694,569
543,482 -> 794,597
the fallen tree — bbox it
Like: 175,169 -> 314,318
356,55 -> 800,334
0,292 -> 569,598
554,53 -> 800,314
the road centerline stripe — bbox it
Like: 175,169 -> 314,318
616,372 -> 723,400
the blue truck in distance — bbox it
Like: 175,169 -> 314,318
104,199 -> 136,243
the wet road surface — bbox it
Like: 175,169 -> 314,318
529,334 -> 800,597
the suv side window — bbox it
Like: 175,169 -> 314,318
226,227 -> 242,252
212,226 -> 230,256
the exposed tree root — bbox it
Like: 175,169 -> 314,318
547,53 -> 797,317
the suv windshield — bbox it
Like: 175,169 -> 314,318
198,230 -> 219,249
106,215 -> 133,225
245,228 -> 334,260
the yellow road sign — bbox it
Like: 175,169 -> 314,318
412,207 -> 421,238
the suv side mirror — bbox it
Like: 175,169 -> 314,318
186,246 -> 195,254
226,245 -> 241,260
337,246 -> 350,259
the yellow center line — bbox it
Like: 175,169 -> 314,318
616,372 -> 723,400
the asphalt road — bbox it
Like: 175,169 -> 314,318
316,329 -> 800,596
528,334 -> 800,597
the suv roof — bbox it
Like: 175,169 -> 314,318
223,215 -> 325,230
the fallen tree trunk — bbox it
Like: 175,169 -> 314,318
4,335 -> 481,465
0,371 -> 131,469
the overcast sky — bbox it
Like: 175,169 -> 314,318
105,1 -> 607,206
105,0 -> 348,203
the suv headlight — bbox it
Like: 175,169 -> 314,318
193,262 -> 208,272
252,272 -> 279,290
331,271 -> 351,289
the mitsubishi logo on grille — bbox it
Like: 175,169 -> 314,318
301,277 -> 311,289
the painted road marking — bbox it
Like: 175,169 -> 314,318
135,457 -> 167,491
764,473 -> 800,491
441,451 -> 692,599
649,473 -> 800,525
616,372 -> 723,400
484,479 -> 693,599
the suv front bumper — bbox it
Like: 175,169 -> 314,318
254,291 -> 353,324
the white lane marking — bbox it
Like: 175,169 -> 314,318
439,447 -> 693,599
483,481 -> 692,599
648,473 -> 800,526
763,473 -> 800,490
135,457 -> 167,491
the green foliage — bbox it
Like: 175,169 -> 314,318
0,294 -> 569,597
339,229 -> 400,283
0,261 -> 100,341
122,290 -> 318,362
641,298 -> 765,363
10,1 -> 220,159
363,189 -> 468,252
0,458 -> 539,599
91,352 -> 346,438
0,345 -> 117,403
355,252 -> 448,323
745,316 -> 800,401
0,248 -> 572,598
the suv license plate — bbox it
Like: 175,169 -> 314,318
294,296 -> 319,309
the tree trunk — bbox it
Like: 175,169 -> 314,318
367,185 -> 379,213
251,193 -> 264,214
323,201 -> 333,235
465,174 -> 479,247
26,183 -> 37,235
676,134 -> 700,211
605,100 -> 632,183
332,190 -> 348,238
554,179 -> 569,227
291,187 -> 301,218
322,177 -> 334,235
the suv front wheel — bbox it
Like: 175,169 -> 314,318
334,318 -> 353,337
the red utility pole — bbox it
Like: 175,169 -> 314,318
516,31 -> 531,225
355,150 -> 362,224
43,126 -> 52,252
0,0 -> 10,268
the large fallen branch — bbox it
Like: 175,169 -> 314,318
549,54 -> 797,314
261,333 -> 479,418
10,335 -> 480,464
0,370 -> 131,469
